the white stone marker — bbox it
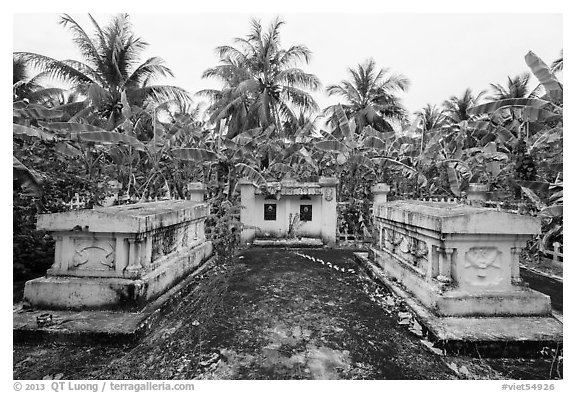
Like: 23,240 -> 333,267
372,199 -> 551,317
24,200 -> 213,310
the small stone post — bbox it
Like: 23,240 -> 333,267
187,182 -> 207,202
371,183 -> 391,216
466,183 -> 490,206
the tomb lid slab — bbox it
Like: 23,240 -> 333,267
37,200 -> 207,234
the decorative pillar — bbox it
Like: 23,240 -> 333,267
114,236 -> 129,274
511,247 -> 523,285
437,247 -> 454,283
239,179 -> 257,244
319,177 -> 339,245
125,238 -> 143,276
428,245 -> 440,281
52,236 -> 63,271
371,183 -> 391,217
187,182 -> 207,202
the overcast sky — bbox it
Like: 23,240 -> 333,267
13,13 -> 562,118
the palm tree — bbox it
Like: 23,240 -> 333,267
415,104 -> 446,133
488,72 -> 538,100
198,17 -> 321,139
14,14 -> 190,129
13,56 -> 64,105
325,59 -> 409,134
551,49 -> 563,73
442,88 -> 485,124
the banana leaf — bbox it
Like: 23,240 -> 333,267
13,106 -> 64,120
13,156 -> 42,196
13,124 -> 58,141
335,104 -> 352,140
54,142 -> 82,158
525,51 -> 563,102
362,136 -> 387,150
172,148 -> 218,161
315,140 -> 347,153
235,163 -> 266,187
467,98 -> 548,116
70,131 -> 146,151
39,121 -> 106,135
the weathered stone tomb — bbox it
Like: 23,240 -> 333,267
24,199 -> 213,310
371,198 -> 552,317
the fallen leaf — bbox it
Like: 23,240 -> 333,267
459,365 -> 470,377
420,339 -> 443,355
409,320 -> 423,336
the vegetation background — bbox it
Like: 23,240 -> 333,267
11,12 -> 563,300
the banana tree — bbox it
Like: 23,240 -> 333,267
14,98 -> 152,204
313,105 -> 426,200
465,51 -> 562,195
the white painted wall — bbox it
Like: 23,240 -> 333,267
253,194 -> 323,238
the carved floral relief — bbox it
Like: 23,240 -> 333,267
463,247 -> 503,286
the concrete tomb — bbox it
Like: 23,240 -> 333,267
239,177 -> 338,245
361,184 -> 562,350
24,199 -> 213,310
371,198 -> 550,316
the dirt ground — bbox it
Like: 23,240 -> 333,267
13,248 -> 561,380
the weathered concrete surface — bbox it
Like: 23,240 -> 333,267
355,252 -> 562,356
371,183 -> 391,205
37,200 -> 208,233
252,238 -> 324,248
377,201 -> 541,234
240,178 -> 338,245
372,198 -> 550,317
13,249 -> 561,380
24,242 -> 212,310
14,257 -> 217,345
25,199 -> 212,310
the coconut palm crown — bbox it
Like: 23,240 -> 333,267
14,14 -> 190,126
415,104 -> 447,133
198,17 -> 321,138
13,56 -> 65,105
442,88 -> 485,124
488,72 -> 539,100
325,59 -> 409,133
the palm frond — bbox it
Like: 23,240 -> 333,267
125,56 -> 174,87
59,13 -> 104,71
129,85 -> 191,107
14,52 -> 94,86
276,68 -> 321,90
281,86 -> 319,113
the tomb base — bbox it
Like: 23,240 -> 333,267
24,241 -> 212,310
14,255 -> 216,345
355,252 -> 562,356
372,247 -> 551,317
